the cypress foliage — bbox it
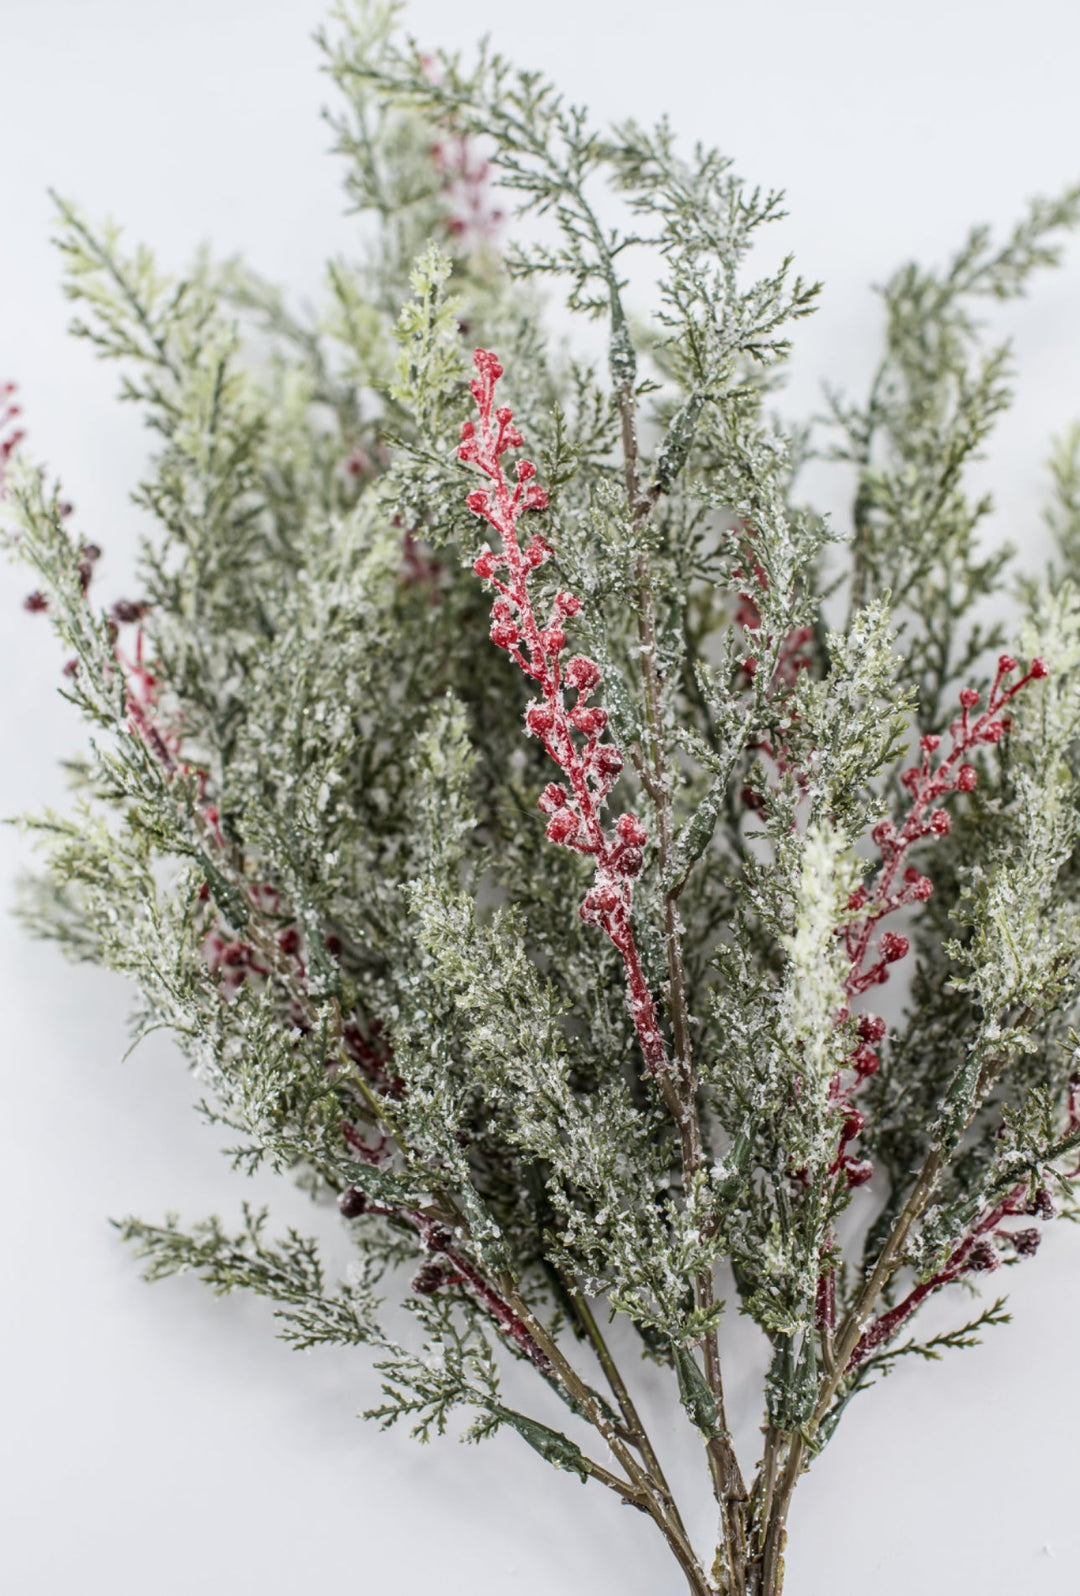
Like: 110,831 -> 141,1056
4,5 -> 1080,1591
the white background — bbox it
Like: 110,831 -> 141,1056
3,3 -> 1080,1592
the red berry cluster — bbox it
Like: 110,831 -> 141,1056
826,654 -> 1048,1199
732,528 -> 813,689
0,381 -> 24,497
431,132 -> 504,245
844,652 -> 1047,1027
461,348 -> 669,1075
336,1185 -> 553,1372
851,1180 -> 1055,1368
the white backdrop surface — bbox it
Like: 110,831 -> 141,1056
2,3 -> 1080,1593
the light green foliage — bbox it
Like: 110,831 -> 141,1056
6,5 -> 1080,1591
1046,423 -> 1080,577
118,1204 -> 382,1349
827,186 -> 1080,733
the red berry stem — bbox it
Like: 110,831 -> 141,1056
826,657 -> 1049,1191
0,380 -> 25,497
337,1186 -> 554,1373
814,658 -> 1049,1332
849,1181 -> 1050,1369
460,349 -> 670,1075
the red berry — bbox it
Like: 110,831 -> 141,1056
411,1261 -> 448,1295
959,688 -> 980,709
616,813 -> 648,847
338,1187 -> 369,1219
853,1045 -> 880,1077
539,627 -> 566,656
474,349 -> 503,382
967,1239 -> 999,1273
929,808 -> 950,835
564,655 -> 602,693
857,1014 -> 886,1043
998,653 -> 1017,674
880,932 -> 909,963
538,782 -> 568,814
584,883 -> 618,915
956,764 -> 977,792
1030,656 -> 1048,679
526,701 -> 556,735
570,704 -> 607,736
843,1108 -> 865,1140
546,809 -> 578,845
592,745 -> 624,778
614,845 -> 643,878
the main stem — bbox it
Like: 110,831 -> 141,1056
612,326 -> 749,1588
750,1016 -> 1038,1592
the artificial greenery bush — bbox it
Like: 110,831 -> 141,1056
5,5 -> 1080,1591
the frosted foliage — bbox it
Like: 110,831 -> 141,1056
4,4 -> 1080,1594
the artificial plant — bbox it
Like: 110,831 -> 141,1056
5,5 -> 1080,1592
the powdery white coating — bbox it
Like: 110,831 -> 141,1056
460,348 -> 670,1076
826,656 -> 1049,1196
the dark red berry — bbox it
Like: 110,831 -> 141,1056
338,1186 -> 369,1219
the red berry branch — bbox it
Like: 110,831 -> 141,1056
732,534 -> 813,811
850,1182 -> 1054,1369
843,654 -> 1047,1011
3,372 -> 565,1400
733,535 -> 814,693
459,348 -> 669,1076
94,531 -> 542,1361
338,1186 -> 554,1372
837,652 -> 1048,1104
0,381 -> 25,497
816,656 -> 1049,1344
432,132 -> 504,246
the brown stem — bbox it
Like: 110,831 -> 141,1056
753,1025 -> 1038,1590
570,1291 -> 686,1521
614,333 -> 747,1543
500,1280 -> 712,1596
759,1437 -> 800,1596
